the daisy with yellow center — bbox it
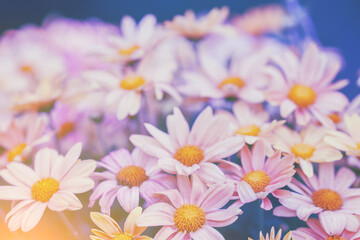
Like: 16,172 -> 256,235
89,148 -> 176,214
0,143 -> 96,232
266,42 -> 348,127
249,227 -> 293,240
130,106 -> 244,184
273,125 -> 342,177
90,207 -> 152,240
224,141 -> 295,210
136,175 -> 242,240
274,163 -> 360,234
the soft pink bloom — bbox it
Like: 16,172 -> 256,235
292,214 -> 360,240
130,106 -> 244,183
89,148 -> 176,214
90,207 -> 152,240
0,143 -> 96,232
222,141 -> 295,210
265,42 -> 349,127
273,125 -> 342,177
136,175 -> 242,240
249,227 -> 293,240
0,114 -> 51,168
274,162 -> 360,233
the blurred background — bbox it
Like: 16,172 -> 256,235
0,0 -> 359,239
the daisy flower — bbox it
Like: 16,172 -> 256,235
248,227 -> 293,240
164,7 -> 233,40
0,143 -> 96,232
217,101 -> 285,154
89,148 -> 176,214
90,207 -> 152,240
325,114 -> 360,157
265,42 -> 349,127
292,214 -> 360,240
274,163 -> 360,233
273,125 -> 342,177
130,106 -> 244,183
136,175 -> 241,240
223,141 -> 295,210
0,114 -> 51,168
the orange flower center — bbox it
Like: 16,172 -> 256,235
31,177 -> 60,202
235,124 -> 261,136
113,233 -> 133,240
120,76 -> 145,90
288,84 -> 316,107
7,143 -> 27,162
357,143 -> 360,150
57,122 -> 75,139
219,77 -> 245,89
242,170 -> 271,193
325,236 -> 346,240
116,165 -> 148,187
174,145 -> 204,167
312,189 -> 343,211
174,204 -> 206,232
291,143 -> 315,159
328,113 -> 341,124
20,65 -> 33,74
118,45 -> 139,56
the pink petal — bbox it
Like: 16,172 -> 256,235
199,182 -> 234,211
190,225 -> 225,240
156,189 -> 184,208
297,205 -> 322,221
251,141 -> 265,170
260,197 -> 273,210
195,162 -> 225,183
21,201 -> 47,232
117,187 -> 140,213
144,123 -> 176,153
236,181 -> 257,204
0,186 -> 30,200
136,203 -> 175,227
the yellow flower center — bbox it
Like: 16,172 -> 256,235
57,122 -> 75,139
7,143 -> 27,162
31,177 -> 60,202
328,113 -> 341,124
174,204 -> 206,232
325,236 -> 346,240
291,143 -> 315,159
118,45 -> 139,56
288,84 -> 316,107
312,189 -> 343,211
242,170 -> 271,193
113,233 -> 133,240
219,77 -> 245,89
20,65 -> 33,74
235,124 -> 261,136
174,145 -> 204,167
116,165 -> 148,187
120,76 -> 145,90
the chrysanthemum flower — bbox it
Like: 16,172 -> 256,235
266,42 -> 349,127
273,125 -> 342,177
0,143 -> 96,232
89,148 -> 176,214
292,213 -> 360,240
325,114 -> 360,157
164,7 -> 233,40
130,106 -> 244,183
0,114 -> 51,168
223,141 -> 295,210
274,163 -> 360,233
90,207 -> 152,240
136,175 -> 241,240
248,227 -> 293,240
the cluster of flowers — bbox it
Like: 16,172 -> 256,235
0,4 -> 360,240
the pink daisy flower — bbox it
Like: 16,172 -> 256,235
130,106 -> 244,183
136,175 -> 242,240
89,148 -> 176,214
274,162 -> 360,233
292,213 -> 360,240
0,143 -> 96,232
249,227 -> 293,240
265,42 -> 349,127
90,207 -> 152,240
222,141 -> 295,210
273,125 -> 342,177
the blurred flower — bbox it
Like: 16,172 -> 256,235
223,141 -> 295,210
89,148 -> 176,213
249,226 -> 293,240
274,163 -> 360,233
136,175 -> 241,240
90,207 -> 152,240
273,125 -> 342,177
130,106 -> 244,183
0,143 -> 96,232
266,42 -> 349,127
